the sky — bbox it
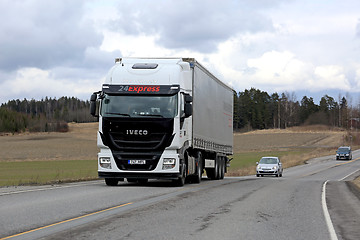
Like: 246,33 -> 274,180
0,0 -> 360,105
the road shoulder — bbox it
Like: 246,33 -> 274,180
350,176 -> 360,193
326,181 -> 360,240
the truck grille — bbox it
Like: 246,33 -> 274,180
109,132 -> 165,150
101,117 -> 174,171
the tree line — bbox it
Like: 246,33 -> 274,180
0,89 -> 358,133
233,88 -> 358,131
0,97 -> 95,133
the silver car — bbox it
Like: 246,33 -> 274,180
256,157 -> 283,177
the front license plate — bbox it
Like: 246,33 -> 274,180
128,160 -> 146,164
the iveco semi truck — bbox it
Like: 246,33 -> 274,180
90,58 -> 233,186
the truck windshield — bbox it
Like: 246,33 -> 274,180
101,94 -> 178,118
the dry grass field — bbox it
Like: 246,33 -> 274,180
0,123 -> 359,189
230,127 -> 345,175
0,123 -> 98,162
235,130 -> 344,152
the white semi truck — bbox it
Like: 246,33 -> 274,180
90,58 -> 233,186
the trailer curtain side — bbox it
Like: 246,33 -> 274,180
191,63 -> 233,155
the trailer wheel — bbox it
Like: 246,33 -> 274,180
219,157 -> 225,179
213,156 -> 222,180
218,157 -> 223,179
206,156 -> 219,180
105,178 -> 118,186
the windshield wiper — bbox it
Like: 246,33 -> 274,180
105,112 -> 131,117
135,114 -> 164,118
147,114 -> 164,118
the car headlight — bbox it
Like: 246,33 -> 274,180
257,166 -> 261,170
346,154 -> 349,156
162,158 -> 176,170
99,157 -> 111,169
272,166 -> 278,170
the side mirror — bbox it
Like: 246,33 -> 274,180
90,93 -> 98,117
90,93 -> 97,101
256,162 -> 259,165
184,102 -> 192,118
184,95 -> 193,103
182,94 -> 192,118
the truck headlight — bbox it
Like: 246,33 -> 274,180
99,157 -> 111,169
162,158 -> 176,170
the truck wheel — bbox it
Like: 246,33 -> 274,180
105,178 -> 118,186
192,153 -> 203,184
173,164 -> 186,187
174,173 -> 185,187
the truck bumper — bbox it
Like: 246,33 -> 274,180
98,148 -> 181,180
98,171 -> 181,180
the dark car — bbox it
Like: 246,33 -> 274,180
336,146 -> 352,160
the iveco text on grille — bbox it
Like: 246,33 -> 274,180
126,130 -> 148,135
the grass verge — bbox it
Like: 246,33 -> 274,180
0,160 -> 98,187
353,176 -> 360,190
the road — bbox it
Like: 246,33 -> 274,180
0,152 -> 359,240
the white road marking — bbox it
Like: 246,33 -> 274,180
0,181 -> 101,196
338,169 -> 360,181
322,180 -> 338,240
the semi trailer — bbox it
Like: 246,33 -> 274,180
90,58 -> 233,186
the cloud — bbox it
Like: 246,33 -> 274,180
109,0 -> 285,53
1,0 -> 360,105
241,51 -> 312,91
0,44 -> 122,103
0,0 -> 124,103
0,0 -> 103,71
357,19 -> 360,38
0,67 -> 102,103
313,65 -> 350,91
214,49 -> 352,94
354,65 -> 360,88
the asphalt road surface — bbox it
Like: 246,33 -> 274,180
1,152 -> 359,240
